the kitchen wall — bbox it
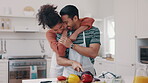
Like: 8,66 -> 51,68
0,0 -> 113,19
0,0 -> 114,57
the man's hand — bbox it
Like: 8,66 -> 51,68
59,37 -> 73,48
71,60 -> 84,72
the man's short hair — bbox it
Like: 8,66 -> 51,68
60,5 -> 79,19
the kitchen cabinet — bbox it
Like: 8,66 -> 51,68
94,57 -> 116,76
0,60 -> 8,83
0,15 -> 40,32
114,0 -> 136,82
94,58 -> 103,76
116,64 -> 135,83
136,0 -> 148,38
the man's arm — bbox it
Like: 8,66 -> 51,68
59,27 -> 101,58
72,43 -> 100,58
56,53 -> 84,72
59,37 -> 100,58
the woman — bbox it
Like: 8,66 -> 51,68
37,4 -> 94,77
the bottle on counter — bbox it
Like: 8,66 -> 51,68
0,18 -> 5,29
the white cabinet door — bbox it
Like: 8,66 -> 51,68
94,58 -> 116,76
115,0 -> 136,65
0,60 -> 8,83
102,62 -> 116,74
114,0 -> 136,82
94,60 -> 103,76
116,64 -> 135,83
136,0 -> 148,38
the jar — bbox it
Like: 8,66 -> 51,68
133,64 -> 148,83
5,18 -> 11,29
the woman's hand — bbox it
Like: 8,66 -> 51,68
59,37 -> 73,48
61,30 -> 68,38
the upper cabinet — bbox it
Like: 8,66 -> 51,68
136,0 -> 148,38
0,15 -> 40,32
0,5 -> 43,33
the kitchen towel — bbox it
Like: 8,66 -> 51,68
30,65 -> 38,79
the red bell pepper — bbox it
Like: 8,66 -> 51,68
81,74 -> 93,83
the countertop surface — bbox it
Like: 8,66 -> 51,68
22,78 -> 125,83
22,78 -> 57,83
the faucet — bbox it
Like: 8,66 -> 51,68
0,39 -> 7,54
39,40 -> 45,53
0,39 -> 4,54
3,40 -> 7,54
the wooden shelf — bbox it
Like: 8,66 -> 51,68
0,15 -> 36,18
0,29 -> 14,32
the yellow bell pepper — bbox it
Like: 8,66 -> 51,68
68,74 -> 80,83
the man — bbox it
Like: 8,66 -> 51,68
37,4 -> 95,77
56,5 -> 101,76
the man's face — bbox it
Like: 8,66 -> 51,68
51,23 -> 66,34
61,15 -> 75,30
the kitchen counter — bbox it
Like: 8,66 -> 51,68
22,78 -> 125,83
22,78 -> 57,83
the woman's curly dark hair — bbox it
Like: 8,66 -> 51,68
37,4 -> 62,29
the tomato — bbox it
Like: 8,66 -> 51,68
68,74 -> 80,83
57,76 -> 67,81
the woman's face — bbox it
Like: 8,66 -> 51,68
51,23 -> 67,34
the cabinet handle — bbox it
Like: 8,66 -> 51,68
26,27 -> 29,30
99,63 -> 102,65
131,64 -> 135,66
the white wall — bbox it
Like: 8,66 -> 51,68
0,0 -> 113,19
0,0 -> 114,57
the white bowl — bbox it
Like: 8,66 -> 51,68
23,11 -> 35,16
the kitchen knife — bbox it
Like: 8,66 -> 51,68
40,81 -> 52,83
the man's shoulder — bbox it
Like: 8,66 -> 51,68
90,26 -> 99,30
85,26 -> 100,33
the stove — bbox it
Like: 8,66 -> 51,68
8,56 -> 47,83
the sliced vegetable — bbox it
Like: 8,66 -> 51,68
93,78 -> 100,81
57,76 -> 67,81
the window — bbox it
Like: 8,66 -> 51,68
104,16 -> 115,58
